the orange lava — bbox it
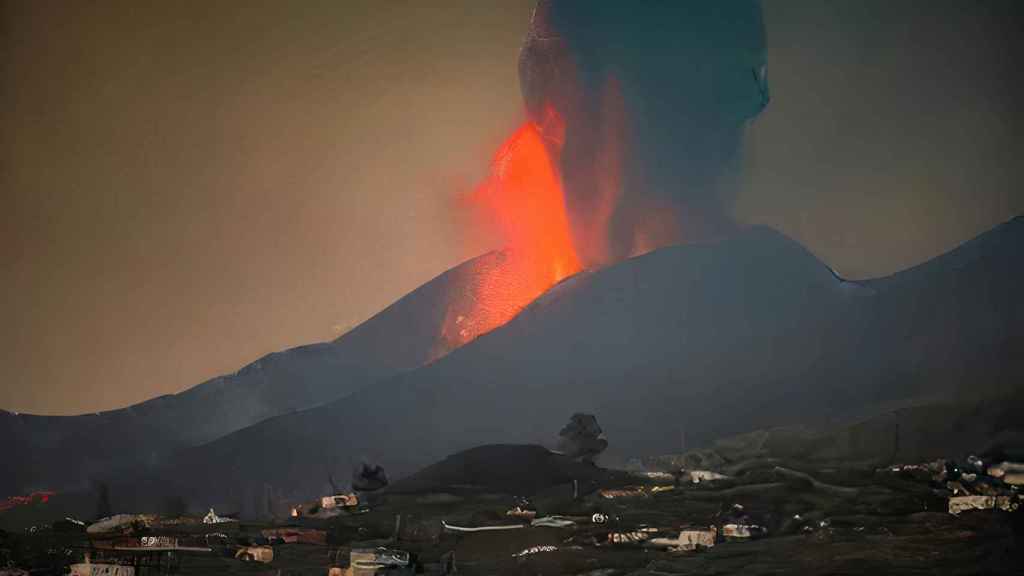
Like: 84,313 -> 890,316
439,117 -> 581,352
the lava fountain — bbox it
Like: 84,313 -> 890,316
437,116 -> 581,354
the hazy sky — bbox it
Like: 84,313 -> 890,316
2,0 -> 1022,415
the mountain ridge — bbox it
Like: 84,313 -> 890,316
5,217 -> 1021,512
99,217 -> 1021,516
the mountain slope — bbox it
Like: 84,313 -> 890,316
13,217 -> 1023,516
0,248 -> 516,496
99,219 -> 1024,516
863,216 -> 1024,401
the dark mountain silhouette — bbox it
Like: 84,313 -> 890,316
0,249 -> 518,497
94,217 -> 1022,516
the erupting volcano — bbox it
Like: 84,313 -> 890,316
439,116 -> 582,352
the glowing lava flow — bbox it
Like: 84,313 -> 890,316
438,119 -> 581,353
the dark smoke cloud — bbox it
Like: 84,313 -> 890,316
520,1 -> 769,265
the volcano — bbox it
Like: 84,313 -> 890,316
0,115 -> 581,499
70,216 -> 1023,516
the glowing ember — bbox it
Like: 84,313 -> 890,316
438,117 -> 581,353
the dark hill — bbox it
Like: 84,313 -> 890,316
382,444 -> 615,496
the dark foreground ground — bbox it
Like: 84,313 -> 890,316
3,434 -> 1022,576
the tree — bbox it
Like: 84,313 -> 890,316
556,413 -> 608,463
